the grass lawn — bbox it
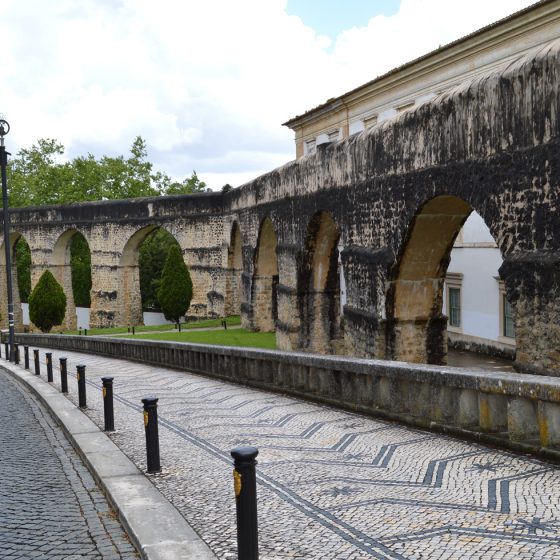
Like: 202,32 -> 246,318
63,315 -> 241,336
114,328 -> 276,349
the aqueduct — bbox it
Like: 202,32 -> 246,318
1,41 -> 559,376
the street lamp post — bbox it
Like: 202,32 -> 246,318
0,118 -> 14,361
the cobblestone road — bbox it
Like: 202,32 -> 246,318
0,370 -> 139,560
31,348 -> 560,559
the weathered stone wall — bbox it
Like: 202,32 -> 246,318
2,40 -> 559,374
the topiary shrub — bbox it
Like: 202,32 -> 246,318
29,270 -> 67,332
157,245 -> 192,324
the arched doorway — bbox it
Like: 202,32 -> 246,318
225,222 -> 243,316
119,226 -> 181,327
51,230 -> 92,331
386,195 -> 513,365
0,233 -> 27,331
300,211 -> 344,353
251,218 -> 278,332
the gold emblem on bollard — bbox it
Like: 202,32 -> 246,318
144,410 -> 149,428
233,469 -> 242,497
102,387 -> 107,398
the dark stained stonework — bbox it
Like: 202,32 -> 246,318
2,40 -> 559,374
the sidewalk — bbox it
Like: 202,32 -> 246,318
0,370 -> 138,559
0,359 -> 216,560
4,346 -> 560,559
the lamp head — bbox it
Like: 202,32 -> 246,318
0,119 -> 10,138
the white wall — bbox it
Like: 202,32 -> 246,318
443,212 -> 513,347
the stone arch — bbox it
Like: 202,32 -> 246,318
51,229 -> 91,331
299,211 -> 344,353
118,225 -> 181,327
0,232 -> 26,331
386,194 -> 510,364
251,217 -> 278,332
225,222 -> 243,316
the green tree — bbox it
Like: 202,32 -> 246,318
15,237 -> 31,303
8,139 -> 72,207
29,270 -> 67,332
139,229 -> 180,311
70,234 -> 92,307
163,171 -> 207,195
157,245 -> 192,323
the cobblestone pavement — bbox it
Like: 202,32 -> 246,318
0,370 -> 139,560
34,348 -> 560,560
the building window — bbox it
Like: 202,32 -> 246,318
305,139 -> 316,155
363,114 -> 378,129
396,101 -> 415,113
497,279 -> 515,341
503,294 -> 515,338
327,130 -> 340,142
448,287 -> 461,327
445,272 -> 463,330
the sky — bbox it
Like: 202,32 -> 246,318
0,0 -> 538,190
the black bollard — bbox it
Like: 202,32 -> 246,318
178,323 -> 181,333
77,365 -> 87,408
84,328 -> 88,336
132,326 -> 135,336
60,357 -> 68,393
24,346 -> 29,369
231,446 -> 259,560
4,342 -> 8,361
14,343 -> 19,365
127,326 -> 130,333
102,377 -> 115,432
78,328 -> 82,336
46,352 -> 53,382
141,397 -> 161,473
34,349 -> 40,376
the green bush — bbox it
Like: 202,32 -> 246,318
15,237 -> 31,303
70,233 -> 92,307
29,270 -> 67,332
157,245 -> 192,323
139,228 -> 180,311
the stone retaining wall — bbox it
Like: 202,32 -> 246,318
15,334 -> 560,462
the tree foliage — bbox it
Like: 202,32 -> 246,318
157,245 -> 193,323
9,136 -> 205,314
29,270 -> 67,332
8,135 -> 205,206
15,237 -> 31,303
70,234 -> 92,307
139,229 -> 180,311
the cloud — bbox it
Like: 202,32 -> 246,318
0,0 -> 536,190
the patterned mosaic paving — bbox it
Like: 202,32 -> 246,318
35,348 -> 560,559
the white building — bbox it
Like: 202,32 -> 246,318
443,213 -> 515,358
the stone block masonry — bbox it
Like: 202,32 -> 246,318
3,39 -> 560,375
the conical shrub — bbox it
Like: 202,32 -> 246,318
29,270 -> 67,332
157,245 -> 193,323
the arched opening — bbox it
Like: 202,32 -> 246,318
51,230 -> 92,330
386,195 -> 514,365
251,217 -> 278,332
0,232 -> 27,331
225,222 -> 243,316
119,226 -> 181,327
300,211 -> 344,353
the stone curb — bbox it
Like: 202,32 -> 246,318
1,360 -> 217,560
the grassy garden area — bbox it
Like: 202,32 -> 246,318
61,315 -> 276,349
115,328 -> 276,349
62,315 -> 241,336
